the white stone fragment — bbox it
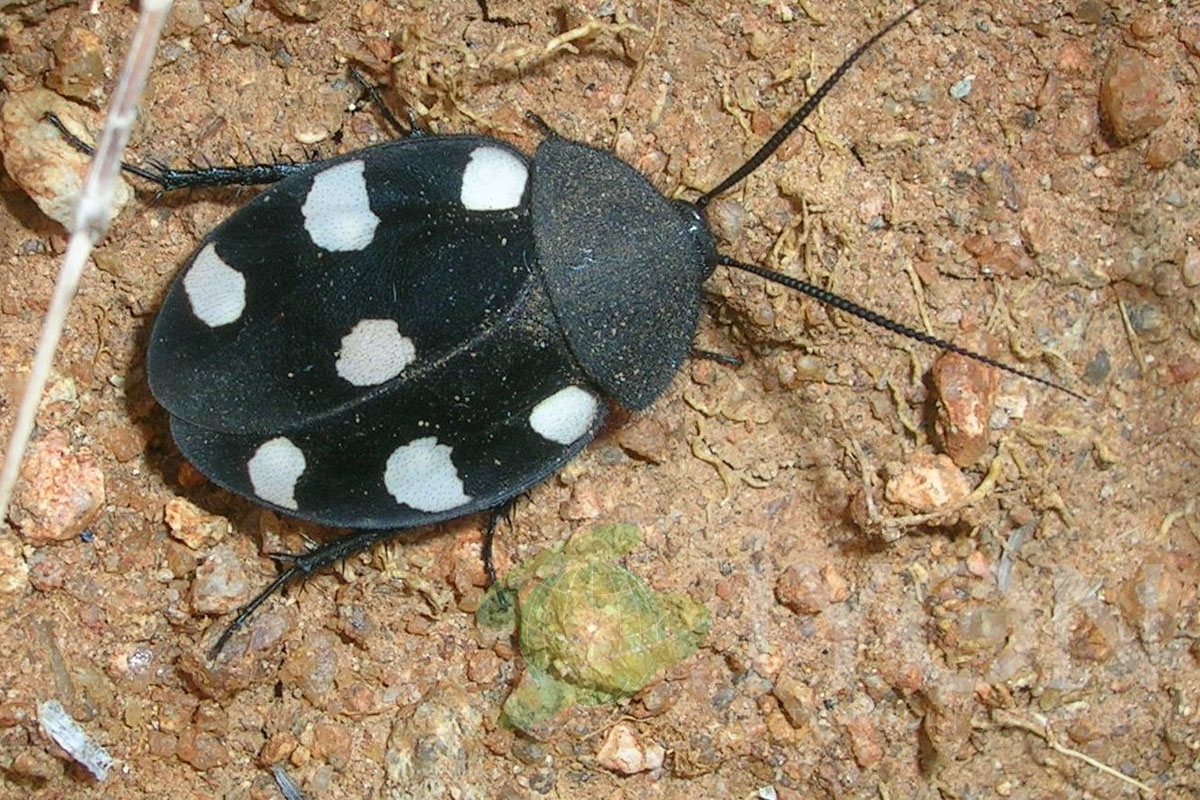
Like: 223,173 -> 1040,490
384,437 -> 470,513
595,723 -> 664,776
38,700 -> 113,781
183,243 -> 246,327
460,146 -> 528,211
335,318 -> 416,386
301,159 -> 380,251
247,437 -> 307,510
529,386 -> 598,445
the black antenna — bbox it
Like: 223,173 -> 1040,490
721,255 -> 1085,400
697,0 -> 936,208
695,0 -> 1081,400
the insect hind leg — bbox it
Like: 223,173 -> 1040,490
210,500 -> 519,658
208,528 -> 396,658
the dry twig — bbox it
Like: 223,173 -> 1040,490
991,708 -> 1155,795
0,0 -> 174,521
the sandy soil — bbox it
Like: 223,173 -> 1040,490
0,0 -> 1197,797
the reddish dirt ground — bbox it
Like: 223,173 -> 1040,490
0,0 -> 1197,797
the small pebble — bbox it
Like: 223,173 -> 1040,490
558,481 -> 602,521
310,721 -> 351,769
1116,559 -> 1184,646
1073,0 -> 1107,25
168,0 -> 206,33
706,198 -> 747,244
962,234 -> 1035,278
190,546 -> 251,615
9,748 -> 59,782
10,430 -> 104,543
385,686 -> 482,788
775,563 -> 828,615
1181,25 -> 1200,57
279,630 -> 340,704
1128,11 -> 1167,42
616,416 -> 669,464
165,497 -> 229,550
262,732 -> 299,764
268,0 -> 335,21
0,89 -> 132,225
885,451 -> 972,513
844,716 -> 884,767
772,673 -> 814,728
1098,46 -> 1177,144
595,723 -> 664,776
931,338 -> 999,467
822,564 -> 849,602
1067,610 -> 1114,663
0,534 -> 29,597
927,575 -> 1013,669
176,729 -> 230,771
948,74 -> 975,99
920,682 -> 974,760
1181,247 -> 1200,288
47,27 -> 108,104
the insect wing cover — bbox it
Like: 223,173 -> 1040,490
148,136 -> 609,527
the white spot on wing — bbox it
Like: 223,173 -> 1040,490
248,437 -> 306,510
460,146 -> 528,211
529,386 -> 599,445
183,243 -> 246,327
301,160 -> 380,251
384,437 -> 470,513
335,319 -> 416,386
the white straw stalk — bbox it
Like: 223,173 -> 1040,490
0,0 -> 175,522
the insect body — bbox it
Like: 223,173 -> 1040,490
147,133 -> 712,528
110,0 -> 1071,647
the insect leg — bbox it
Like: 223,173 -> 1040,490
44,112 -> 320,192
347,67 -> 421,138
482,500 -> 519,587
691,348 -> 743,367
209,528 -> 398,657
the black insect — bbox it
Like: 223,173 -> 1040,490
54,0 -> 1076,652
